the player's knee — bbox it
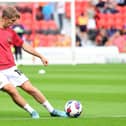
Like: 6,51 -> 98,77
3,84 -> 17,94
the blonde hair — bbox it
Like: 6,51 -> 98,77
2,6 -> 20,19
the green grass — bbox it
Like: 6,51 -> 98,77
0,64 -> 126,126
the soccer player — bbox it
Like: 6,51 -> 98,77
0,6 -> 68,119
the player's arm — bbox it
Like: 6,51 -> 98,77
22,42 -> 48,66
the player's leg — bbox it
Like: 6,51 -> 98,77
2,83 -> 39,119
4,66 -> 68,117
20,81 -> 68,117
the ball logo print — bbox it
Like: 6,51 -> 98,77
64,100 -> 82,118
67,106 -> 71,113
75,102 -> 80,109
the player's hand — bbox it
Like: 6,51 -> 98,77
40,56 -> 48,66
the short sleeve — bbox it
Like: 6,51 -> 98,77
12,29 -> 24,46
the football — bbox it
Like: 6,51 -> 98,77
64,100 -> 82,117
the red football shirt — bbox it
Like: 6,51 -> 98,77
0,27 -> 23,70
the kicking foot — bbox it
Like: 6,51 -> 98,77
31,111 -> 40,119
50,109 -> 68,117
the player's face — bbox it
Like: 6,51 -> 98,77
3,17 -> 17,27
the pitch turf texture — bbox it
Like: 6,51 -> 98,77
0,64 -> 126,126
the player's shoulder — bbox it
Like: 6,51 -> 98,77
7,27 -> 17,35
8,27 -> 14,31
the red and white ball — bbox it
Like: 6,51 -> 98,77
64,100 -> 82,117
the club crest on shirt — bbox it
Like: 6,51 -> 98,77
7,37 -> 12,43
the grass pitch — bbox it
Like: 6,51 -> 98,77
0,64 -> 126,126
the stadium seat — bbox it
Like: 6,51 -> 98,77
39,20 -> 49,30
75,1 -> 82,11
48,20 -> 59,34
105,14 -> 115,29
96,13 -> 107,28
39,20 -> 49,34
114,12 -> 123,20
22,20 -> 32,33
48,20 -> 58,29
47,34 -> 57,46
81,1 -> 89,12
75,1 -> 83,17
39,34 -> 48,47
23,13 -> 33,20
122,6 -> 126,13
114,18 -> 123,29
34,21 -> 41,31
121,8 -> 126,23
65,2 -> 71,18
